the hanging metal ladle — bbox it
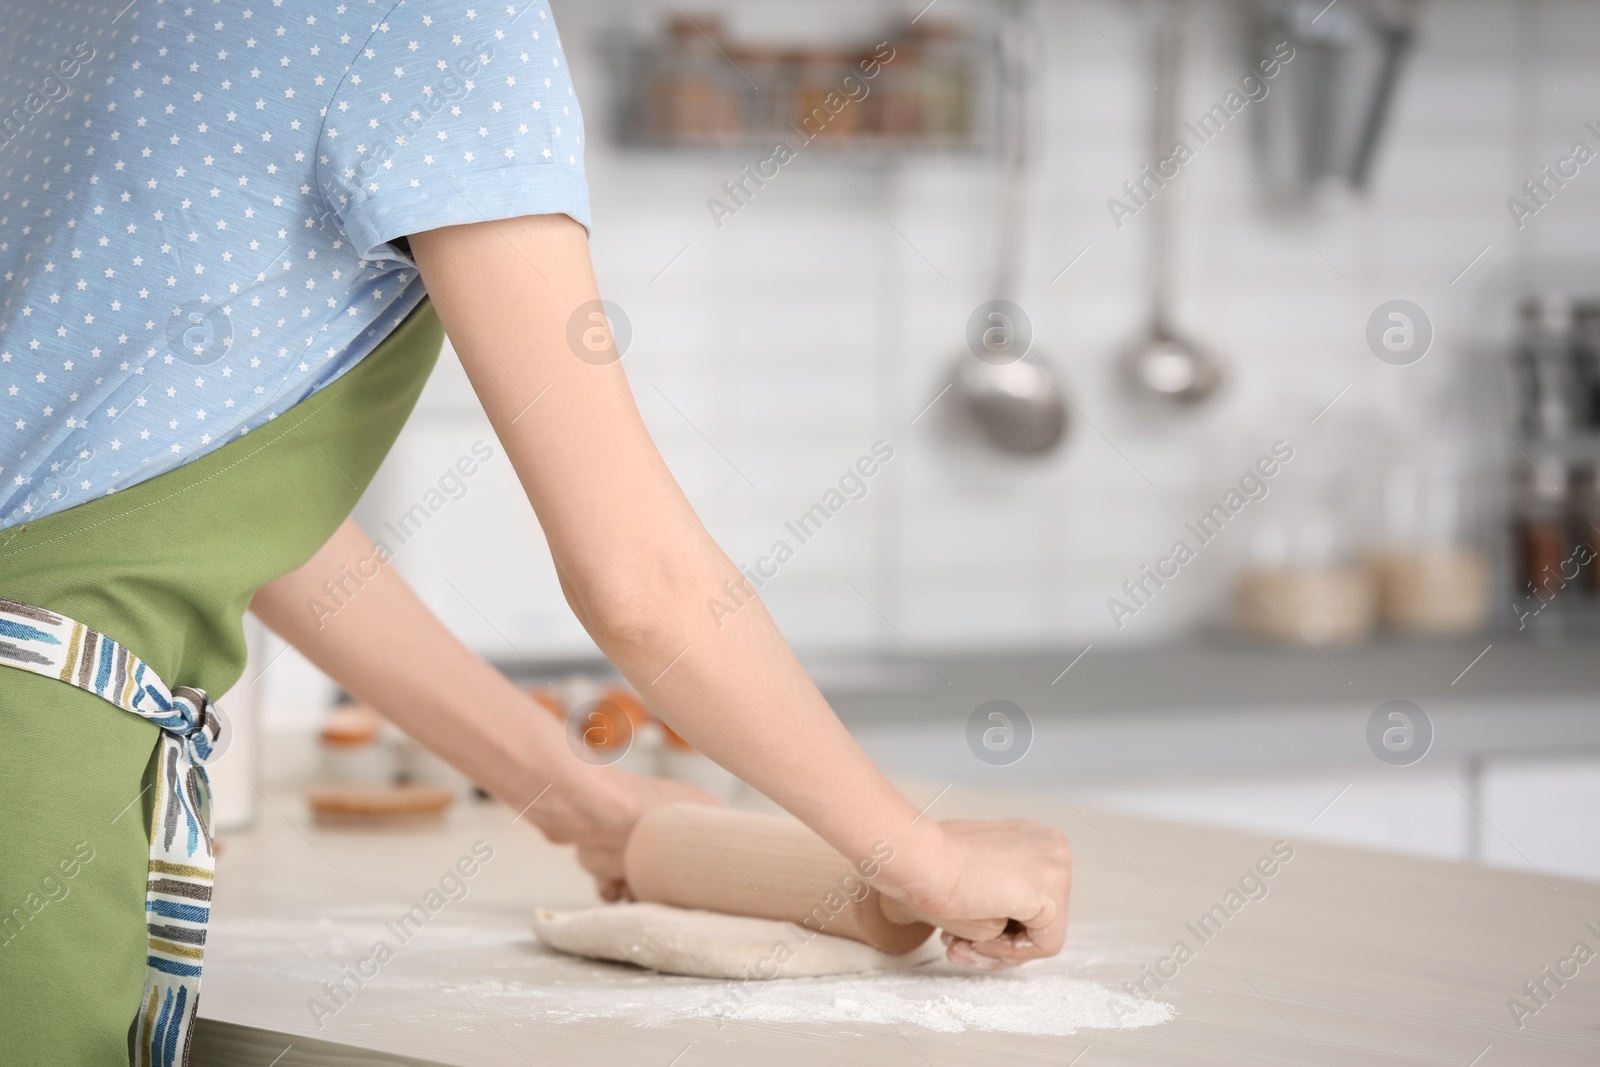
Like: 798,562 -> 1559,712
1121,0 -> 1223,405
948,0 -> 1067,455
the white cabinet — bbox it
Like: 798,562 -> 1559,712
1077,756 -> 1600,883
1081,767 -> 1477,864
1481,757 -> 1600,882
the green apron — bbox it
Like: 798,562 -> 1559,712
0,298 -> 443,1066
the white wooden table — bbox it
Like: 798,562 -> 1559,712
195,782 -> 1600,1065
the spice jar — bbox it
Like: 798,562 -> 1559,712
649,16 -> 743,145
874,27 -> 924,140
318,703 -> 398,786
735,46 -> 790,138
1513,458 -> 1572,611
534,675 -> 660,777
793,48 -> 860,143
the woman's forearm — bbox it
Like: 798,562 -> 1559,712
249,517 -> 633,841
576,554 -> 942,878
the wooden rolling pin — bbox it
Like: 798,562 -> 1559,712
623,806 -> 1008,954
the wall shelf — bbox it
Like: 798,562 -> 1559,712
598,11 -> 1005,159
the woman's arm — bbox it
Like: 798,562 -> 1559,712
249,516 -> 717,900
408,214 -> 1071,964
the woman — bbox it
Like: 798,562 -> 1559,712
0,3 -> 1072,1064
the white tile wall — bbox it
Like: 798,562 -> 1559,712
260,0 -> 1600,714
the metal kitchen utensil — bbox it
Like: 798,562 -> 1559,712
948,0 -> 1067,455
1253,0 -> 1418,198
1122,0 -> 1223,405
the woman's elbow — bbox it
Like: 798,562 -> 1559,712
563,569 -> 695,653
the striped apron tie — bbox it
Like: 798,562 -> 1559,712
0,596 -> 229,1067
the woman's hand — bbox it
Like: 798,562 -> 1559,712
539,769 -> 723,901
877,818 -> 1074,970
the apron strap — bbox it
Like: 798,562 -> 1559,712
0,596 -> 228,1067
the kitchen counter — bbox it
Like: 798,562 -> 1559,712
817,630 -> 1600,714
195,782 -> 1600,1065
498,633 -> 1600,783
502,630 -> 1600,713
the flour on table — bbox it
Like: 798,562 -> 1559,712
209,911 -> 1174,1037
532,902 -> 939,979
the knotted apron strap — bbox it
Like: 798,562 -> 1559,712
0,595 -> 228,1067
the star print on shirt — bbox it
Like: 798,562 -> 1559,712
0,0 -> 589,529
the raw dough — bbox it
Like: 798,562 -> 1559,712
532,902 -> 939,980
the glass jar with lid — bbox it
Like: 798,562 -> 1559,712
1234,433 -> 1378,646
1372,437 -> 1492,635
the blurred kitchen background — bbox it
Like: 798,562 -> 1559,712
223,0 -> 1600,882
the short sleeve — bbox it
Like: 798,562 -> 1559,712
317,0 -> 591,265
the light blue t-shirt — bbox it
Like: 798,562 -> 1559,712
0,0 -> 589,529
